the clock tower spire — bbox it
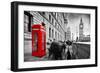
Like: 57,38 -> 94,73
79,18 -> 84,41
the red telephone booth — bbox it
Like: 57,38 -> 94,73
32,24 -> 46,57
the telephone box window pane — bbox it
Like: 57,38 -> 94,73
33,32 -> 38,51
42,33 -> 44,50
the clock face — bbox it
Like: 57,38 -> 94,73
80,25 -> 83,28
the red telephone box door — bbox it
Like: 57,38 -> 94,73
32,24 -> 46,57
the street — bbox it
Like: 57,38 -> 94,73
72,43 -> 90,59
24,40 -> 90,62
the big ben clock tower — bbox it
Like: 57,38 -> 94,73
79,18 -> 84,41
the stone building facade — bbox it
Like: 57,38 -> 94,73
24,11 -> 68,43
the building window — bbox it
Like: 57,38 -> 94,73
55,31 -> 57,40
55,22 -> 57,28
57,25 -> 58,29
56,24 -> 58,29
52,29 -> 54,38
24,14 -> 29,32
58,33 -> 59,40
49,14 -> 51,22
53,12 -> 55,16
49,27 -> 51,38
56,13 -> 58,19
52,18 -> 54,24
54,13 -> 56,16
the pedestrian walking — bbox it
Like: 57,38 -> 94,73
49,39 -> 63,60
61,41 -> 66,59
65,40 -> 73,60
66,48 -> 71,60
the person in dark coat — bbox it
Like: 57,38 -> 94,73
49,39 -> 56,60
48,40 -> 52,59
49,39 -> 62,60
66,40 -> 72,46
61,42 -> 66,59
66,48 -> 71,60
56,41 -> 63,60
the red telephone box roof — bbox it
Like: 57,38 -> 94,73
32,24 -> 45,30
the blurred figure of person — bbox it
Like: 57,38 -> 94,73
66,40 -> 77,59
48,39 -> 56,59
60,41 -> 66,59
66,40 -> 72,46
65,40 -> 73,60
57,41 -> 64,60
49,39 -> 63,60
47,39 -> 52,59
66,48 -> 71,60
